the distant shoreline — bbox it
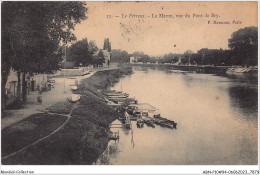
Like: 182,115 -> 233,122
129,63 -> 258,75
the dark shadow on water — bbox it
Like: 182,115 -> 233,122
228,86 -> 258,118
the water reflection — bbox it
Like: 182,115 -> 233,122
100,67 -> 257,165
228,86 -> 257,119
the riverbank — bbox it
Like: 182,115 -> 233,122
130,63 -> 258,75
2,66 -> 133,165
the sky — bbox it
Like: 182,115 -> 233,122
74,1 -> 258,56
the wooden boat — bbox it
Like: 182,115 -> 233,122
71,94 -> 80,102
143,117 -> 155,128
145,115 -> 177,129
126,105 -> 137,115
106,92 -> 128,95
106,93 -> 129,97
48,79 -> 55,83
157,121 -> 176,129
226,68 -> 249,74
124,112 -> 132,129
154,115 -> 176,124
108,131 -> 120,141
71,85 -> 78,91
83,70 -> 90,75
136,115 -> 144,128
107,94 -> 129,98
102,90 -> 122,94
108,97 -> 136,104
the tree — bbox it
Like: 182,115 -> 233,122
161,53 -> 180,64
228,26 -> 258,66
68,38 -> 92,67
89,40 -> 99,54
182,50 -> 193,65
110,49 -> 130,63
1,2 -> 87,107
138,55 -> 150,63
103,38 -> 111,52
195,48 -> 209,65
93,50 -> 105,67
149,57 -> 157,64
133,51 -> 144,58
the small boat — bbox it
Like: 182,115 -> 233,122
226,68 -> 249,74
71,94 -> 80,102
71,85 -> 78,91
108,131 -> 120,141
106,93 -> 129,97
48,79 -> 55,83
108,97 -> 136,104
107,95 -> 128,99
143,117 -> 155,128
103,91 -> 127,96
126,105 -> 137,115
102,90 -> 121,94
83,70 -> 90,75
154,114 -> 176,124
141,110 -> 155,128
143,113 -> 177,129
136,115 -> 144,128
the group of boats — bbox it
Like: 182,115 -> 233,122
226,67 -> 253,74
126,104 -> 177,129
102,90 -> 137,105
103,90 -> 177,130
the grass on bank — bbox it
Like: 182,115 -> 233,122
2,67 -> 132,165
2,94 -> 117,165
46,101 -> 75,115
2,113 -> 67,157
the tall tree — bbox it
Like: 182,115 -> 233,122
97,50 -> 105,67
1,2 -> 87,106
133,51 -> 144,58
68,38 -> 92,67
93,50 -> 105,67
89,40 -> 99,54
138,55 -> 150,63
110,49 -> 130,63
228,26 -> 258,66
103,38 -> 111,52
182,50 -> 193,65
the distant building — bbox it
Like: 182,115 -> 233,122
175,56 -> 182,65
134,55 -> 141,63
130,56 -> 135,63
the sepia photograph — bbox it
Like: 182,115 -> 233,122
1,0 -> 259,174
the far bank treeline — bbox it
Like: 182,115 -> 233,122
70,26 -> 257,67
136,26 -> 258,67
66,38 -> 131,66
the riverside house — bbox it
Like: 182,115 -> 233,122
5,69 -> 48,106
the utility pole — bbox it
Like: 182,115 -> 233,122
63,43 -> 66,93
64,17 -> 70,93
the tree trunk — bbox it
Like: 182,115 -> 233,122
17,71 -> 21,100
22,72 -> 27,102
1,75 -> 8,113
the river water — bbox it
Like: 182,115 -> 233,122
99,66 -> 258,165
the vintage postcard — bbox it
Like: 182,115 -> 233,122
1,1 -> 258,174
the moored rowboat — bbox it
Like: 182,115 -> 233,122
71,85 -> 78,91
71,94 -> 80,102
